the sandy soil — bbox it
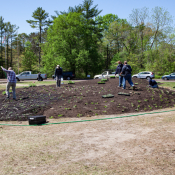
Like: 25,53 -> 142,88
1,108 -> 175,174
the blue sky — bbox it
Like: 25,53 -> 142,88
1,0 -> 175,34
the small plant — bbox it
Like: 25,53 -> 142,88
131,103 -> 134,107
73,105 -> 77,108
104,105 -> 107,108
77,113 -> 82,117
85,103 -> 88,105
94,107 -> 97,109
95,102 -> 98,104
58,114 -> 63,117
68,80 -> 75,84
49,116 -> 54,119
111,100 -> 114,102
148,105 -> 152,109
95,113 -> 98,115
125,98 -> 127,101
103,111 -> 107,113
98,81 -> 105,84
65,108 -> 71,110
29,84 -> 36,87
144,99 -> 148,102
101,79 -> 108,81
144,108 -> 147,110
91,102 -> 94,104
110,76 -> 115,78
138,100 -> 141,103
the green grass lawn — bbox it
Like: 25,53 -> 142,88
0,81 -> 67,90
158,82 -> 175,90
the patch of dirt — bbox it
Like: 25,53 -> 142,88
0,78 -> 175,121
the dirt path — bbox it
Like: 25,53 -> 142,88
1,108 -> 175,174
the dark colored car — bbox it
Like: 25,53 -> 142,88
161,73 -> 175,80
52,71 -> 75,80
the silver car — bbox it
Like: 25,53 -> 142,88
132,71 -> 155,80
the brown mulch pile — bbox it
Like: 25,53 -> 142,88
0,78 -> 175,121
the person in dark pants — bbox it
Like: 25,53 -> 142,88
37,72 -> 43,81
55,65 -> 63,87
149,78 -> 158,88
120,61 -> 135,90
1,66 -> 17,100
115,61 -> 123,87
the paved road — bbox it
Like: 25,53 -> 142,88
0,78 -> 175,83
0,78 -> 90,83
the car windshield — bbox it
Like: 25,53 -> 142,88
102,71 -> 107,75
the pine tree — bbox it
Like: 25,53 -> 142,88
26,7 -> 51,69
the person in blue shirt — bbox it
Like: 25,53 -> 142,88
115,61 -> 123,87
54,65 -> 63,87
120,61 -> 135,90
149,78 -> 158,88
1,66 -> 16,99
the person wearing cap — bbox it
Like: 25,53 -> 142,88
54,65 -> 63,87
149,78 -> 158,88
120,61 -> 135,90
1,66 -> 17,100
115,61 -> 123,87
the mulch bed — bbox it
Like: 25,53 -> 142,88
0,78 -> 175,121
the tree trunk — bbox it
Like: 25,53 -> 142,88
7,37 -> 8,69
10,36 -> 12,67
39,24 -> 42,70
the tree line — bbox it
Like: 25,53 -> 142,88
0,0 -> 174,78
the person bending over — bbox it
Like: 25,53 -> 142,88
149,78 -> 158,88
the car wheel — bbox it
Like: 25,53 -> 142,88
133,76 -> 137,78
95,77 -> 99,79
67,76 -> 70,80
164,77 -> 168,80
16,77 -> 20,81
146,76 -> 150,80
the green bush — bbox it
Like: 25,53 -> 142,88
154,75 -> 162,79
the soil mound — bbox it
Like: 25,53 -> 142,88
0,78 -> 175,121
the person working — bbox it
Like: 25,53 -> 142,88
54,65 -> 63,87
120,61 -> 135,90
1,66 -> 17,100
37,72 -> 43,81
149,78 -> 158,88
115,61 -> 123,87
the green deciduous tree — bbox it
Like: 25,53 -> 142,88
22,41 -> 37,71
42,12 -> 104,77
